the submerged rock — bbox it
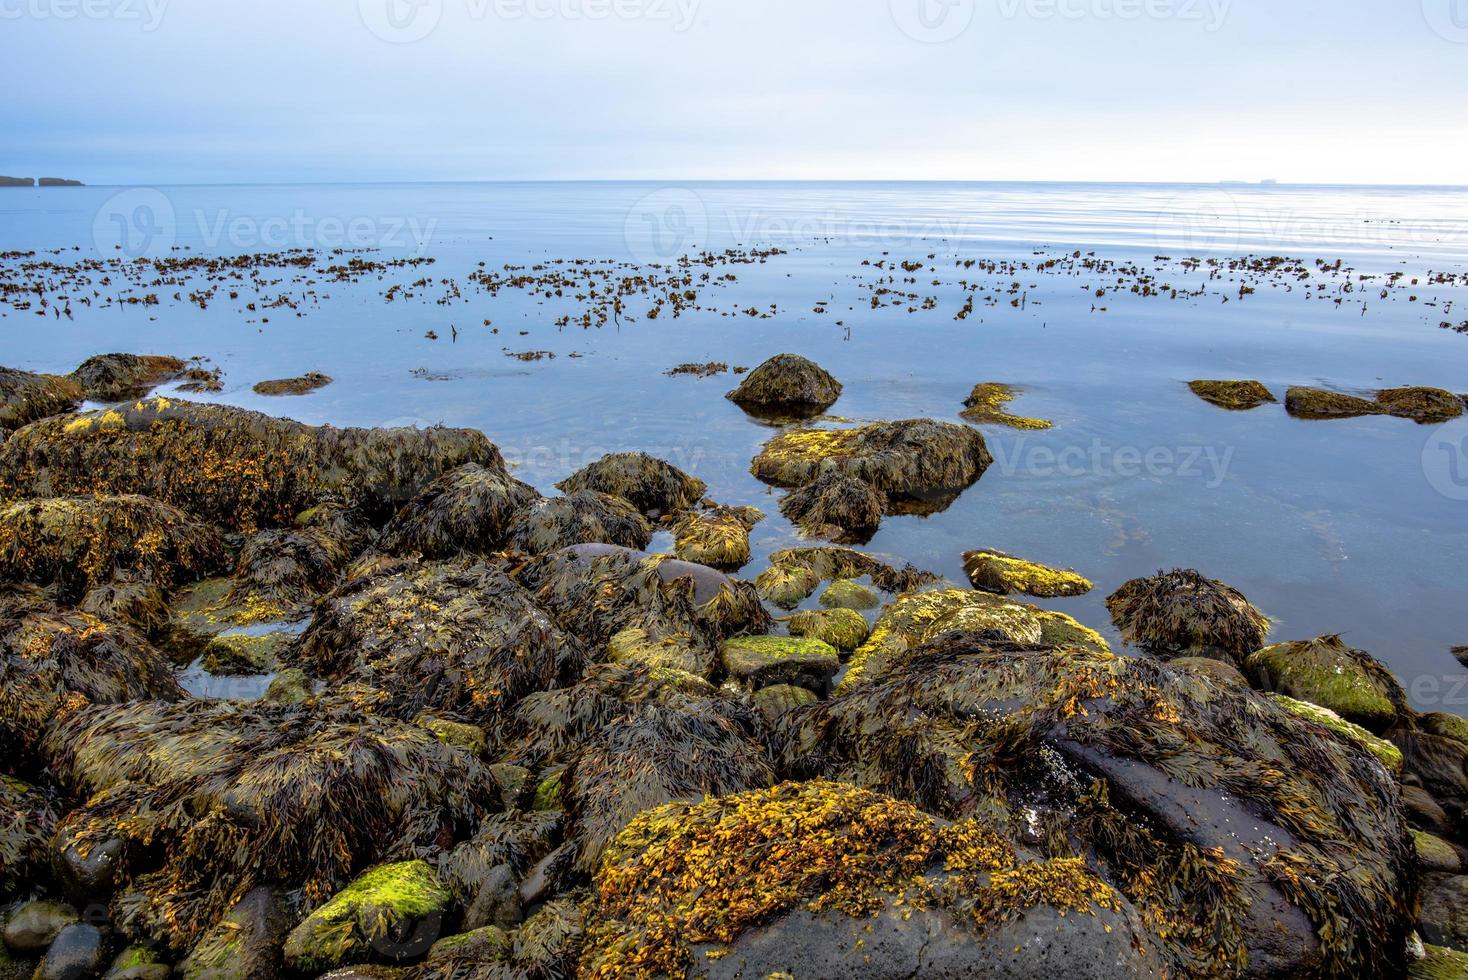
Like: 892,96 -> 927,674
725,353 -> 843,419
507,491 -> 652,555
554,452 -> 705,519
1285,386 -> 1386,420
0,366 -> 82,434
252,372 -> 333,397
960,382 -> 1053,429
70,353 -> 186,401
777,638 -> 1417,977
671,506 -> 762,571
962,549 -> 1093,598
1247,635 -> 1408,734
1188,379 -> 1277,411
778,473 -> 886,543
379,464 -> 539,558
581,781 -> 1159,980
283,861 -> 451,973
1106,568 -> 1269,664
721,635 -> 841,692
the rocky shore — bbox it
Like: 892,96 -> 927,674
1,353 -> 1466,979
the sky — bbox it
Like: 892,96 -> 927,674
1,0 -> 1466,185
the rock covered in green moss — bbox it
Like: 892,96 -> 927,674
778,473 -> 887,543
1411,943 -> 1468,979
960,382 -> 1053,429
106,944 -> 171,980
751,684 -> 819,724
721,635 -> 841,691
819,578 -> 879,610
424,925 -> 510,965
283,861 -> 452,973
672,506 -> 762,571
1286,386 -> 1385,420
607,626 -> 715,678
380,464 -> 540,558
1422,712 -> 1468,747
1106,568 -> 1269,664
263,667 -> 312,705
725,354 -> 842,419
0,366 -> 81,434
555,452 -> 706,518
507,491 -> 653,555
788,607 -> 870,652
962,549 -> 1093,598
1413,830 -> 1462,874
1266,693 -> 1403,773
71,353 -> 186,401
414,714 -> 489,757
1247,635 -> 1407,733
179,886 -> 294,980
1188,379 -> 1276,410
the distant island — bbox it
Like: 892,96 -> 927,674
0,176 -> 85,187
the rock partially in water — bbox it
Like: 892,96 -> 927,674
671,506 -> 762,571
721,635 -> 841,692
788,607 -> 869,651
819,578 -> 879,611
554,452 -> 706,519
1285,386 -> 1386,420
753,547 -> 939,610
776,637 -> 1417,977
70,354 -> 186,402
296,559 -> 584,727
1247,635 -> 1409,734
0,495 -> 228,602
1106,568 -> 1269,665
0,776 -> 54,898
960,382 -> 1053,429
0,366 -> 82,434
1188,379 -> 1277,411
962,549 -> 1093,598
507,491 -> 652,555
1375,386 -> 1465,424
252,372 -> 333,397
178,886 -> 294,980
44,699 -> 496,949
778,473 -> 886,543
581,781 -> 1160,980
283,861 -> 451,974
380,464 -> 539,558
725,353 -> 843,419
263,667 -> 312,705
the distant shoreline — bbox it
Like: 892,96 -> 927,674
0,177 -> 85,188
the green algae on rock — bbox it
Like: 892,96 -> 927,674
0,366 -> 82,434
283,861 -> 452,974
554,452 -> 706,518
70,353 -> 186,401
671,506 -> 763,571
962,549 -> 1093,598
721,635 -> 841,692
725,353 -> 842,419
380,463 -> 540,558
1374,386 -> 1465,423
1410,944 -> 1468,980
960,382 -> 1053,429
1285,386 -> 1386,420
252,372 -> 333,397
1188,379 -> 1277,411
1106,568 -> 1269,664
751,684 -> 819,724
1411,830 -> 1462,874
1247,634 -> 1408,734
753,546 -> 940,610
607,626 -> 715,678
777,473 -> 887,543
1265,693 -> 1403,774
787,607 -> 870,651
508,491 -> 653,555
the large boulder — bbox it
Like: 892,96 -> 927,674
581,781 -> 1162,979
0,366 -> 82,434
1246,635 -> 1409,734
379,464 -> 540,558
0,397 -> 500,531
776,637 -> 1416,977
70,353 -> 186,401
1106,568 -> 1269,665
554,452 -> 705,519
725,353 -> 843,419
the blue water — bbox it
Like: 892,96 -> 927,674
3,181 -> 1467,711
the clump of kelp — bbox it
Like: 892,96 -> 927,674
962,548 -> 1093,598
555,452 -> 706,519
508,491 -> 653,555
1,773 -> 56,898
774,635 -> 1416,977
671,505 -> 763,571
777,473 -> 886,543
381,463 -> 540,558
725,353 -> 843,419
1106,568 -> 1270,664
43,698 -> 497,949
753,546 -> 941,609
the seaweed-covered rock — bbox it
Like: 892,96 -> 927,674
1266,693 -> 1403,773
777,638 -> 1417,977
252,373 -> 333,397
960,382 -> 1053,429
283,861 -> 452,973
424,925 -> 511,966
1285,386 -> 1385,420
44,699 -> 496,948
752,420 -> 991,511
778,473 -> 887,543
0,776 -> 54,897
671,506 -> 762,571
788,607 -> 869,651
753,547 -> 939,610
0,367 -> 82,434
507,491 -> 652,555
437,810 -> 561,920
721,636 -> 840,692
0,397 -> 500,531
962,549 -> 1093,598
411,898 -> 582,980
178,886 -> 294,980
1395,732 -> 1468,817
819,578 -> 879,611
1188,380 -> 1277,411
296,559 -> 584,727
554,453 -> 705,519
263,668 -> 312,705
80,576 -> 170,638
581,781 -> 1158,980
1247,635 -> 1408,734
725,354 -> 842,419
751,684 -> 818,724
606,626 -> 715,678
232,521 -> 362,611
1106,568 -> 1269,665
1376,386 -> 1465,423
0,495 -> 228,602
380,465 -> 540,558
70,354 -> 186,401
105,944 -> 171,980
1423,712 -> 1468,748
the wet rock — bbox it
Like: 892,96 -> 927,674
671,506 -> 762,571
751,684 -> 818,725
1106,568 -> 1269,665
0,398 -> 500,532
753,547 -> 938,610
70,354 -> 185,402
461,865 -> 521,932
962,549 -> 1093,598
34,923 -> 107,980
1286,386 -> 1385,420
52,826 -> 125,904
379,464 -> 539,558
413,715 -> 487,758
607,626 -> 715,677
751,419 -> 991,511
178,886 -> 293,980
425,925 -> 510,964
103,944 -> 170,980
1168,655 -> 1249,688
1396,732 -> 1468,812
0,496 -> 228,602
1404,785 -> 1454,837
960,382 -> 1053,429
819,578 -> 879,611
721,636 -> 840,692
232,516 -> 365,610
778,473 -> 886,543
252,373 -> 332,397
1247,635 -> 1408,733
1376,386 -> 1465,423
437,811 -> 560,913
0,367 -> 82,434
3,900 -> 79,952
1188,379 -> 1276,411
1412,944 -> 1468,978
725,353 -> 842,419
200,632 -> 287,676
1420,876 -> 1468,954
44,699 -> 495,948
295,559 -> 583,726
1424,712 -> 1468,747
581,781 -> 1159,980
1413,830 -> 1462,874
787,607 -> 869,651
1266,693 -> 1403,774
554,452 -> 705,519
1,776 -> 54,897
262,667 -> 311,705
506,491 -> 652,554
776,637 -> 1417,976
283,861 -> 451,974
